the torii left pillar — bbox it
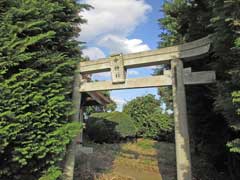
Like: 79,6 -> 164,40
62,63 -> 82,180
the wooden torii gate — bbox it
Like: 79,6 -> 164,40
63,36 -> 216,180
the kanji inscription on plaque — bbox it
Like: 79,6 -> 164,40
110,54 -> 126,84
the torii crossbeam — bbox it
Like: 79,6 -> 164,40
64,36 -> 216,180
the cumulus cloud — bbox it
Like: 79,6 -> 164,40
112,97 -> 127,105
127,70 -> 139,76
98,35 -> 150,54
92,72 -> 111,80
78,1 -> 156,112
82,47 -> 105,60
79,0 -> 151,59
79,0 -> 152,42
111,96 -> 127,111
144,65 -> 158,70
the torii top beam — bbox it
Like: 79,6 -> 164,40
80,36 -> 211,74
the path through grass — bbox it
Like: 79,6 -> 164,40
74,139 -> 176,180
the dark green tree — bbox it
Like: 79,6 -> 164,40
211,0 -> 240,152
158,0 -> 240,178
0,0 -> 90,179
211,0 -> 240,178
154,0 -> 189,111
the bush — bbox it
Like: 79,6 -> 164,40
86,112 -> 137,143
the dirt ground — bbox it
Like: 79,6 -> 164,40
74,139 -> 176,180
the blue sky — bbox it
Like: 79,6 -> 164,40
128,0 -> 164,49
79,0 -> 164,111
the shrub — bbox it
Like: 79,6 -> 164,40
86,112 -> 137,143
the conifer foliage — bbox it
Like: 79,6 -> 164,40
0,0 -> 90,179
158,0 -> 240,178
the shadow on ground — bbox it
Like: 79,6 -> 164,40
154,142 -> 177,180
74,142 -> 120,180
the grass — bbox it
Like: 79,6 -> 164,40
74,139 -> 176,180
136,139 -> 155,150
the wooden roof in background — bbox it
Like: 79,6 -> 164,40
81,75 -> 112,106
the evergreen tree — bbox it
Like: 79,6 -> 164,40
211,0 -> 240,178
0,0 -> 90,179
157,0 -> 240,178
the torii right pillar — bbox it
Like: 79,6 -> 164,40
171,59 -> 192,180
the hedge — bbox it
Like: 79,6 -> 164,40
86,112 -> 137,143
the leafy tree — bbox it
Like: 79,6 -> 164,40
123,94 -> 174,140
84,90 -> 117,117
105,102 -> 117,112
144,110 -> 174,141
228,91 -> 240,153
0,0 -> 90,179
123,94 -> 160,133
100,91 -> 117,112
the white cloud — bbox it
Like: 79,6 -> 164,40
111,96 -> 127,111
112,97 -> 127,105
127,70 -> 139,76
98,35 -> 150,54
82,47 -> 105,60
79,0 -> 152,42
92,72 -> 111,80
79,1 -> 154,109
144,65 -> 158,70
79,0 -> 152,60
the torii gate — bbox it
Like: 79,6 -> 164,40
63,36 -> 216,180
